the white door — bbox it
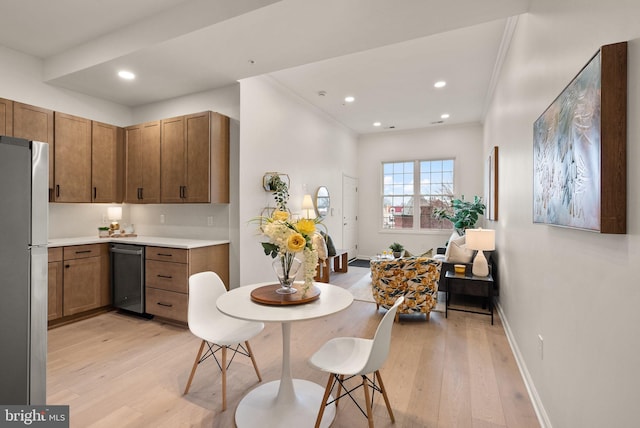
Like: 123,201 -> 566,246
342,174 -> 358,260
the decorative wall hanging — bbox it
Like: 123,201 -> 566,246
315,186 -> 330,218
263,172 -> 289,192
533,41 -> 627,234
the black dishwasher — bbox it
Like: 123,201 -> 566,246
110,243 -> 147,315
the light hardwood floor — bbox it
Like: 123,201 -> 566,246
47,267 -> 540,427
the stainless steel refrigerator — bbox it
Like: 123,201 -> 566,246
0,136 -> 48,405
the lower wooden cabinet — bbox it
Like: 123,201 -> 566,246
48,243 -> 110,324
47,248 -> 63,321
47,242 -> 228,326
145,244 -> 229,323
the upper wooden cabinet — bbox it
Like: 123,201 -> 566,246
12,102 -> 54,190
54,112 -> 92,202
160,111 -> 229,203
124,121 -> 161,203
92,121 -> 124,203
0,98 -> 13,136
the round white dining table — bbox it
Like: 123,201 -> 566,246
216,281 -> 354,428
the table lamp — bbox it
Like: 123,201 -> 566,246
301,194 -> 316,219
108,206 -> 122,233
465,228 -> 495,277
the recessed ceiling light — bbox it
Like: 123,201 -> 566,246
344,96 -> 355,103
373,122 -> 381,127
441,113 -> 450,119
118,70 -> 135,80
434,81 -> 446,88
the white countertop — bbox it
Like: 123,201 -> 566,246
48,235 -> 229,249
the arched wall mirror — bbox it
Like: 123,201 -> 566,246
315,186 -> 330,218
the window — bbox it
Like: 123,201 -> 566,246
382,159 -> 454,230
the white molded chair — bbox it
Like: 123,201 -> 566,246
309,296 -> 404,428
184,271 -> 264,411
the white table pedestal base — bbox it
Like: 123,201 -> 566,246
235,379 -> 335,428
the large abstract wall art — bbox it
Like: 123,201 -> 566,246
533,42 -> 627,234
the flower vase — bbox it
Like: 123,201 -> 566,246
272,253 -> 302,294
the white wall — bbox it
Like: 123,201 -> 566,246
485,2 -> 640,427
357,123 -> 485,258
0,46 -> 131,125
238,75 -> 358,286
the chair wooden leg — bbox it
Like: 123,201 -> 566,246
183,340 -> 205,395
221,346 -> 227,411
245,340 -> 262,382
375,370 -> 395,423
315,373 -> 335,428
426,311 -> 430,322
362,375 -> 374,428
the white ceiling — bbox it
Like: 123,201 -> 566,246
0,0 -> 530,134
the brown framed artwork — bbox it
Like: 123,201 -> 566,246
485,146 -> 498,221
532,41 -> 627,233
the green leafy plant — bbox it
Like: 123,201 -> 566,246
389,242 -> 404,252
432,195 -> 486,235
266,175 -> 289,212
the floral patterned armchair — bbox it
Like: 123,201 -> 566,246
370,256 -> 442,321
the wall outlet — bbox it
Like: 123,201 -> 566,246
207,216 -> 214,226
160,214 -> 165,224
538,334 -> 544,360
101,214 -> 108,225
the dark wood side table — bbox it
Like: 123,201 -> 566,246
444,270 -> 494,325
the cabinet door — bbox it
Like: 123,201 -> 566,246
160,116 -> 186,203
92,121 -> 123,203
125,121 -> 160,203
209,112 -> 229,203
47,260 -> 63,321
54,112 -> 91,202
13,102 -> 54,191
185,112 -> 211,203
63,257 -> 102,316
124,124 -> 143,203
0,97 -> 13,136
141,121 -> 161,203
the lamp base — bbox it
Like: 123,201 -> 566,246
472,250 -> 489,277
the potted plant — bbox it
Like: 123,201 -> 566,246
432,195 -> 486,235
389,242 -> 405,258
266,175 -> 289,212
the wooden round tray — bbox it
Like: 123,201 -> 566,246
250,284 -> 321,306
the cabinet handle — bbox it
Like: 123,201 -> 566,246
157,302 -> 173,307
156,253 -> 172,257
75,250 -> 92,254
157,274 -> 173,279
56,185 -> 60,197
64,265 -> 70,268
137,188 -> 142,200
140,188 -> 144,199
93,187 -> 97,200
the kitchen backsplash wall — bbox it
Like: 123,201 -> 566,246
48,203 -> 230,241
129,203 -> 230,240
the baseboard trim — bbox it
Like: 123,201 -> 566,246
495,301 -> 552,428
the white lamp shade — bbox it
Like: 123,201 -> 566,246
465,228 -> 495,251
107,206 -> 122,221
301,194 -> 314,210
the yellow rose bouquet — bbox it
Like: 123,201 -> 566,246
257,211 -> 321,293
